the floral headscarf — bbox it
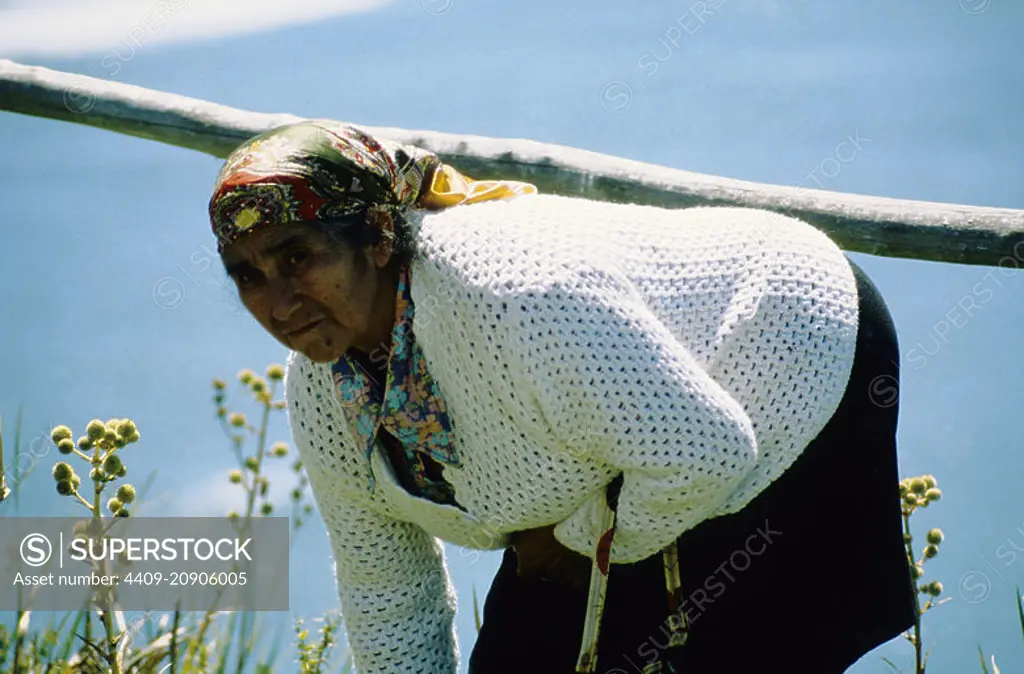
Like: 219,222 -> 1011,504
208,119 -> 537,251
208,120 -> 440,251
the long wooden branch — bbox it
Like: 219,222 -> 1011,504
2,59 -> 1022,267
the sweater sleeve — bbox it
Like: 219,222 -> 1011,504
507,267 -> 760,564
285,352 -> 459,674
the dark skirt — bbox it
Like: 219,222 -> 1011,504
468,257 -> 917,674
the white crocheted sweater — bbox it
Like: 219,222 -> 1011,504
284,194 -> 860,673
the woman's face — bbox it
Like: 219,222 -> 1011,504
220,221 -> 391,363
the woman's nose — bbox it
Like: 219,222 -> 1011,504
269,279 -> 302,323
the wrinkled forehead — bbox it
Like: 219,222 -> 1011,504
218,220 -> 330,267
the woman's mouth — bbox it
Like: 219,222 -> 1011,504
285,319 -> 324,338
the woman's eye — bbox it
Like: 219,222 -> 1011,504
235,270 -> 261,289
286,250 -> 310,268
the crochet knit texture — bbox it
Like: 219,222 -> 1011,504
284,194 -> 860,673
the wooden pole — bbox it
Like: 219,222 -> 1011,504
2,59 -> 1022,268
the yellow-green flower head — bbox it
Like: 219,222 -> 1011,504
116,508 -> 130,518
86,419 -> 106,441
923,475 -> 937,489
910,478 -> 927,494
251,378 -> 267,394
116,464 -> 127,478
71,474 -> 81,488
244,456 -> 259,472
116,484 -> 136,504
292,488 -> 302,501
903,493 -> 919,507
923,544 -> 939,559
927,581 -> 943,596
52,462 -> 73,481
261,503 -> 273,515
229,469 -> 243,484
266,364 -> 285,381
90,467 -> 105,482
213,378 -> 227,391
898,481 -> 908,497
925,488 -> 942,502
102,430 -> 118,447
229,413 -> 247,428
238,369 -> 256,385
77,436 -> 92,450
271,442 -> 288,458
103,455 -> 123,475
51,425 -> 73,444
107,498 -> 124,513
911,564 -> 924,579
56,479 -> 75,496
57,439 -> 75,455
926,528 -> 944,545
227,511 -> 239,519
116,420 -> 138,440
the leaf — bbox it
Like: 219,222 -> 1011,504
978,645 -> 990,674
880,655 -> 904,673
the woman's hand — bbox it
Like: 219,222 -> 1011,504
509,524 -> 593,592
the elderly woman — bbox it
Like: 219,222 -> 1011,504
208,120 -> 915,673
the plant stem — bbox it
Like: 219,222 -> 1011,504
235,386 -> 275,674
902,511 -> 924,674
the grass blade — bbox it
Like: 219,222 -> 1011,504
1016,586 -> 1024,645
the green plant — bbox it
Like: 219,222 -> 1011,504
0,363 -> 351,673
881,473 -> 948,674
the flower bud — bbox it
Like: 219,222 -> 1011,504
251,378 -> 267,395
116,464 -> 127,478
229,413 -> 247,428
71,474 -> 81,488
102,430 -> 118,447
86,420 -> 106,441
116,508 -> 131,518
103,455 -> 123,475
116,484 -> 136,504
923,544 -> 939,559
238,369 -> 256,385
910,478 -> 927,494
57,439 -> 75,455
56,479 -> 75,496
926,528 -> 944,545
53,462 -> 73,481
213,378 -> 227,391
77,436 -> 92,450
903,493 -> 919,507
271,442 -> 288,458
898,481 -> 908,497
911,564 -> 924,579
244,456 -> 259,472
291,488 -> 302,501
227,511 -> 239,519
107,498 -> 124,514
90,467 -> 105,482
115,420 -> 137,438
303,504 -> 313,515
923,475 -> 936,489
261,503 -> 273,516
925,488 -> 942,502
927,581 -> 943,596
229,470 -> 243,484
51,425 -> 73,444
217,406 -> 227,418
266,364 -> 285,381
